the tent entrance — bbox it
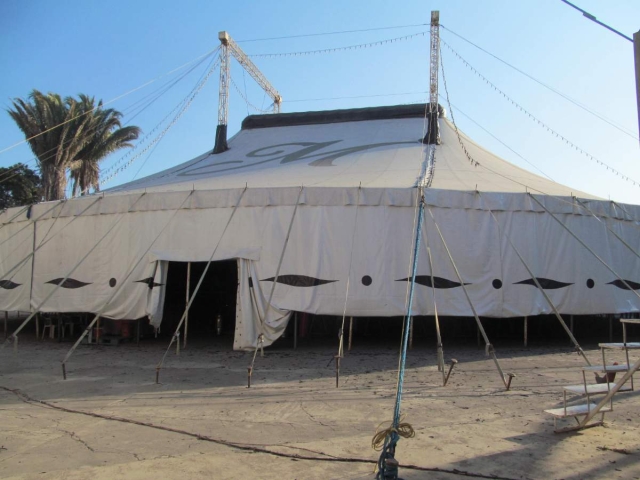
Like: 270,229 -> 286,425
161,260 -> 238,345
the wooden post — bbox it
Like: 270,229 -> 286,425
609,316 -> 613,342
348,316 -> 353,351
570,315 -> 574,345
409,317 -> 414,350
184,262 -> 190,349
523,316 -> 528,347
293,312 -> 297,349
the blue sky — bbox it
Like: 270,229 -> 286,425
1,0 -> 639,203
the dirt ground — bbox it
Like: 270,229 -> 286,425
0,327 -> 639,480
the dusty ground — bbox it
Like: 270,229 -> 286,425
0,328 -> 639,480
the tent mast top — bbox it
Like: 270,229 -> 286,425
214,31 -> 283,154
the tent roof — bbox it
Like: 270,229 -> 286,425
107,104 -> 598,199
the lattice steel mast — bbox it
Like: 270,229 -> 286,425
214,31 -> 283,154
424,10 -> 440,145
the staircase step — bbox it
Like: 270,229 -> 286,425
599,342 -> 640,349
563,383 -> 632,394
545,403 -> 612,418
582,364 -> 629,373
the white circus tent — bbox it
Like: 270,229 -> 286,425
1,104 -> 639,351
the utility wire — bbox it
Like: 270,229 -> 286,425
0,51 -> 215,189
98,54 -> 220,188
441,40 -> 640,188
559,0 -> 633,42
99,52 -> 219,182
287,91 -> 428,102
236,23 -> 428,42
249,31 -> 427,58
0,46 -> 220,157
440,25 -> 638,140
439,94 -> 556,181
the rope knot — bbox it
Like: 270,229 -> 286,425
371,416 -> 415,451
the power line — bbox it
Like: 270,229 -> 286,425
440,25 -> 639,141
249,31 -> 427,58
559,0 -> 633,42
236,23 -> 428,43
99,53 -> 219,181
0,51 -> 215,187
287,91 -> 428,102
0,46 -> 220,157
442,40 -> 640,188
98,55 -> 220,189
439,94 -> 555,181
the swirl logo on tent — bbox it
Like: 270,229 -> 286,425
261,275 -> 337,287
396,275 -> 468,289
514,278 -> 573,289
0,280 -> 21,290
175,140 -> 416,177
45,278 -> 92,289
607,279 -> 640,290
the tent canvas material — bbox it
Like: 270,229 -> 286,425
1,104 -> 638,349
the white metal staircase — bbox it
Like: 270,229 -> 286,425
545,318 -> 640,433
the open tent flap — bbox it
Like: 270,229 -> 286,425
146,260 -> 168,328
235,258 -> 291,351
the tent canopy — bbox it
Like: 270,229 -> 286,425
1,104 -> 638,350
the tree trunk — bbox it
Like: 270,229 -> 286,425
48,165 -> 67,201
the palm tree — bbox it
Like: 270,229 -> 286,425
68,95 -> 140,196
8,90 -> 93,200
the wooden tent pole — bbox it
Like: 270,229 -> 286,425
184,262 -> 190,349
293,312 -> 298,349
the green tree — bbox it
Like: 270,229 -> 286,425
68,95 -> 140,196
0,163 -> 42,209
7,90 -> 91,201
7,90 -> 141,201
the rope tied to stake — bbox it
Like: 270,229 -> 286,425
371,417 -> 415,451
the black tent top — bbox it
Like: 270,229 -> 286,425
241,103 -> 434,130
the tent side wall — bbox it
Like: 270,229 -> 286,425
2,189 -> 639,350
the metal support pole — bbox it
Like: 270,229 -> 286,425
176,331 -> 180,356
348,316 -> 353,351
184,262 -> 190,349
409,317 -> 414,350
570,315 -> 574,345
4,311 -> 7,339
96,318 -> 101,344
293,312 -> 298,349
335,355 -> 341,388
609,316 -> 613,342
444,359 -> 457,386
35,313 -> 39,338
633,30 -> 640,144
